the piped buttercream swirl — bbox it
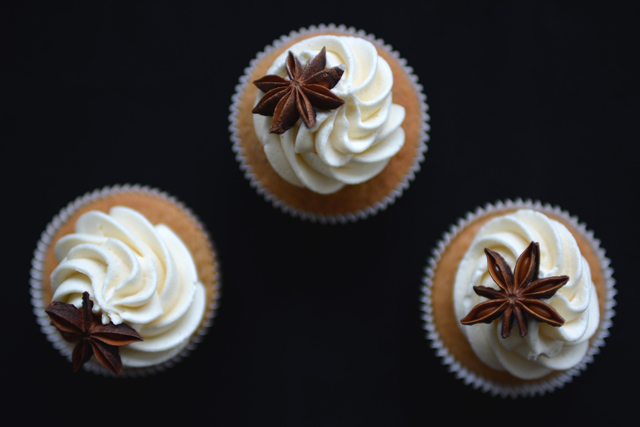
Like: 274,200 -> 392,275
50,206 -> 206,368
453,209 -> 600,379
253,35 -> 405,194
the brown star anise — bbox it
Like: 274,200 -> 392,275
460,241 -> 568,339
45,292 -> 143,376
252,46 -> 345,134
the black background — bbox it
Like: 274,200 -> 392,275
3,1 -> 638,424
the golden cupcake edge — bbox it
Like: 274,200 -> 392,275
230,24 -> 429,223
31,184 -> 220,377
421,199 -> 616,397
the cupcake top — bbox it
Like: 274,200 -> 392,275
453,209 -> 600,380
252,35 -> 406,194
48,206 -> 207,371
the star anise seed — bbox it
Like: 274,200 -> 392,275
45,291 -> 143,376
252,46 -> 345,134
460,241 -> 568,339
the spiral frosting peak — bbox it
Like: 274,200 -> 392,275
453,209 -> 599,379
253,35 -> 406,194
50,206 -> 206,367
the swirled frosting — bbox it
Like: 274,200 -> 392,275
453,209 -> 599,379
253,35 -> 406,194
50,207 -> 206,368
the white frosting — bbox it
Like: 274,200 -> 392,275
253,35 -> 406,194
453,209 -> 600,379
50,207 -> 206,368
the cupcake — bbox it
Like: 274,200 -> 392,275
30,184 -> 220,377
421,200 -> 615,397
230,24 -> 429,223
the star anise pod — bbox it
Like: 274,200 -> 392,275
45,292 -> 143,376
252,46 -> 345,134
460,241 -> 568,339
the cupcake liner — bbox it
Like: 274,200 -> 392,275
229,23 -> 430,224
30,184 -> 221,378
420,199 -> 616,397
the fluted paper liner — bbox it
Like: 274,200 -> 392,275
421,199 -> 616,397
229,24 -> 430,224
30,184 -> 221,377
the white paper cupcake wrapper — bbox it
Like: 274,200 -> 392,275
420,199 -> 616,397
29,184 -> 221,378
229,23 -> 430,224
